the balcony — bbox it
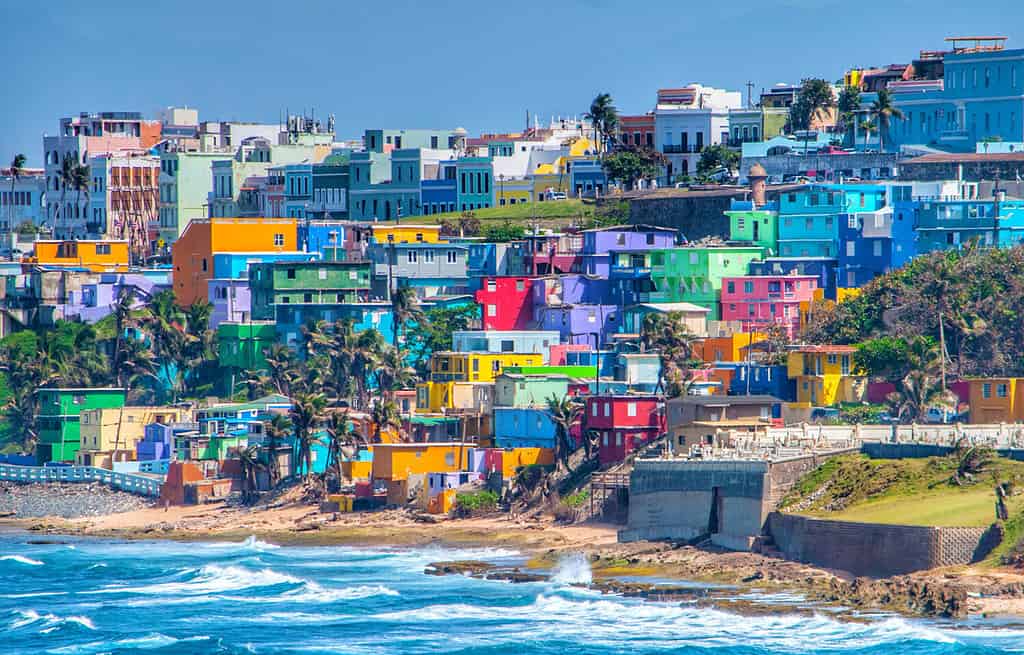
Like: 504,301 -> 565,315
940,129 -> 969,139
609,265 -> 652,278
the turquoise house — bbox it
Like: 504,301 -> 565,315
777,185 -> 887,258
456,157 -> 494,211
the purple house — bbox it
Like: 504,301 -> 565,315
137,422 -> 197,461
78,272 -> 171,323
581,225 -> 678,277
535,303 -> 620,347
530,274 -> 610,317
209,279 -> 252,327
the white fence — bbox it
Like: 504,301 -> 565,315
0,464 -> 162,497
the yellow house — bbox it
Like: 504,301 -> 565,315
496,447 -> 555,479
76,406 -> 192,468
787,345 -> 867,407
698,332 -> 767,364
429,352 -> 544,383
416,381 -> 494,413
371,443 -> 475,481
496,178 -> 533,206
968,378 -> 1024,423
29,240 -> 130,272
371,224 -> 443,244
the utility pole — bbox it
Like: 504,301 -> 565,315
993,169 -> 1002,248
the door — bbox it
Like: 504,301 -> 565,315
708,486 -> 721,534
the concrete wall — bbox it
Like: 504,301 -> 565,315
620,452 -> 842,549
899,158 -> 1024,182
742,153 -> 901,179
626,193 -> 740,240
767,512 -> 993,577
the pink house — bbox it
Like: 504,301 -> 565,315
549,343 -> 590,366
720,274 -> 817,338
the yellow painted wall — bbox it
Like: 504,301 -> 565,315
430,353 -> 543,383
371,443 -> 474,481
371,224 -> 443,244
968,378 -> 1024,423
341,460 -> 373,480
32,240 -> 130,272
417,381 -> 493,412
699,332 -> 766,363
78,406 -> 190,454
788,350 -> 866,406
208,218 -> 297,252
499,447 -> 555,479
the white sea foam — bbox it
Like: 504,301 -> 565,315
281,582 -> 400,603
0,554 -> 44,566
550,552 -> 593,585
45,633 -> 209,654
201,535 -> 280,551
91,564 -> 302,596
8,609 -> 96,633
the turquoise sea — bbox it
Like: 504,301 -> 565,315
1,531 -> 1022,654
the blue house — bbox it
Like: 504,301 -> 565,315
887,184 -> 919,268
568,158 -> 607,197
283,163 -> 313,218
915,197 -> 1024,253
298,220 -> 349,258
777,185 -> 888,260
837,208 -> 895,289
455,157 -> 495,211
494,407 -> 557,448
747,257 -> 838,300
723,363 -> 795,402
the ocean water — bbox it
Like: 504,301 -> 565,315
1,531 -> 1022,654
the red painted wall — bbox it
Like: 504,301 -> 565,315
475,276 -> 535,330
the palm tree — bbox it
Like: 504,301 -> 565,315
885,369 -> 956,423
235,444 -> 264,503
263,413 -> 293,486
7,153 -> 26,232
870,88 -> 904,153
376,345 -> 416,401
264,344 -> 298,397
389,286 -> 422,349
371,400 -> 402,444
859,120 -> 877,152
71,160 -> 90,230
585,93 -> 618,155
641,312 -> 698,396
546,394 -> 583,473
324,410 -> 363,483
299,319 -> 329,361
290,392 -> 326,478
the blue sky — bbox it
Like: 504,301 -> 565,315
3,0 -> 1022,166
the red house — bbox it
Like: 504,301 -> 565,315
475,276 -> 535,330
521,233 -> 582,275
584,394 -> 664,466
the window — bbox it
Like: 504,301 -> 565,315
318,268 -> 327,280
487,304 -> 496,317
743,281 -> 754,293
827,354 -> 838,365
95,244 -> 111,255
287,268 -> 296,279
726,281 -> 735,293
424,250 -> 434,263
349,270 -> 358,280
447,250 -> 458,264
274,233 -> 284,246
997,384 -> 1009,398
500,340 -> 514,352
487,280 -> 496,292
603,402 -> 610,417
336,293 -> 345,302
515,279 -> 525,292
592,402 -> 598,417
407,251 -> 418,263
873,241 -> 882,257
303,293 -> 313,303
627,402 -> 637,417
983,383 -> 992,398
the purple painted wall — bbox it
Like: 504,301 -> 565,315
534,303 -> 620,346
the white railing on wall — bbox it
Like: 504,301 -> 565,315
0,464 -> 162,497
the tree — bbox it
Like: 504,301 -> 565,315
235,444 -> 264,504
375,345 -> 416,401
404,303 -> 480,376
263,344 -> 298,397
263,413 -> 293,486
290,392 -> 326,478
695,144 -> 739,180
584,93 -> 618,155
601,147 -> 665,190
546,394 -> 583,473
859,120 -> 878,151
371,400 -> 402,443
324,410 -> 363,483
389,286 -> 423,349
55,152 -> 78,226
641,312 -> 698,396
836,85 -> 861,145
870,88 -> 904,152
885,369 -> 956,424
7,154 -> 26,232
788,78 -> 835,132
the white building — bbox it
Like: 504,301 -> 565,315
654,85 -> 742,181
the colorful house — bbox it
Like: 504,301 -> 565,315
719,274 -> 818,338
494,373 -> 578,408
476,276 -> 535,330
171,217 -> 299,306
584,394 -> 664,466
786,345 -> 867,407
646,246 -> 767,319
620,302 -> 709,337
915,198 -> 1024,253
727,200 -> 779,253
696,332 -> 767,363
534,303 -> 621,347
428,352 -> 543,383
666,395 -> 781,450
494,407 -> 559,449
28,240 -> 130,273
581,224 -> 677,277
415,381 -> 494,414
967,378 -> 1024,423
371,442 -> 475,481
76,406 -> 192,468
520,232 -> 583,275
367,241 -> 469,299
215,321 -> 278,394
451,330 -> 560,362
35,387 -> 126,463
776,185 -> 888,259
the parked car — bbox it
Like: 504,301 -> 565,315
544,191 -> 568,201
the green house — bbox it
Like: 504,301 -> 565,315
494,373 -> 574,408
646,246 -> 766,320
249,260 -> 372,321
216,321 -> 278,395
727,203 -> 778,254
503,365 -> 598,378
35,387 -> 126,463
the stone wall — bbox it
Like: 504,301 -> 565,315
626,192 -> 740,240
898,159 -> 1024,182
861,442 -> 1024,462
766,512 -> 992,577
741,153 -> 901,179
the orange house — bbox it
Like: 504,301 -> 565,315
27,240 -> 130,272
696,332 -> 767,364
171,217 -> 298,306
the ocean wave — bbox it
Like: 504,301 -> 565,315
200,535 -> 280,552
0,555 -> 44,566
281,582 -> 400,603
550,552 -> 592,585
91,564 -> 302,596
45,633 -> 210,654
8,609 -> 96,633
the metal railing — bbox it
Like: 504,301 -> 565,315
0,464 -> 162,497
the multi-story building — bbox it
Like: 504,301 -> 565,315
520,232 -> 583,275
582,224 -> 677,277
787,345 -> 867,407
28,239 -> 131,272
967,377 -> 1024,423
666,395 -> 781,450
428,352 -> 543,383
43,112 -> 162,240
475,276 -> 535,330
451,330 -> 560,362
617,113 -> 656,149
75,406 -> 192,468
720,274 -> 819,337
34,387 -> 126,463
862,38 -> 1024,152
0,168 -> 45,241
88,153 -> 160,259
644,245 -> 767,319
914,196 -> 1024,253
584,394 -> 664,466
249,259 -> 372,320
727,199 -> 779,253
776,185 -> 888,259
654,85 -> 742,181
215,321 -> 277,394
207,251 -> 314,326
158,150 -> 234,248
171,217 -> 298,306
366,240 -> 468,299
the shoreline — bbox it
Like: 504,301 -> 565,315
5,500 -> 1024,621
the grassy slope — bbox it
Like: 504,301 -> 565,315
781,453 -> 1024,528
414,199 -> 594,226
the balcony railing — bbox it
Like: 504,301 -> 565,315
662,145 -> 703,154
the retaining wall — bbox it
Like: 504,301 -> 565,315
766,512 -> 994,577
0,464 -> 161,497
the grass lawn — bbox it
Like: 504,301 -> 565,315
782,453 -> 1024,528
415,199 -> 594,226
805,485 -> 1020,527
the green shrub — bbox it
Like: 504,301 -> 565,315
455,490 -> 499,513
562,489 -> 590,508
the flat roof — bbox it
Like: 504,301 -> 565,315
670,394 -> 782,406
635,302 -> 712,313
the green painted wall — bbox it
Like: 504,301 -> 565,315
36,388 -> 126,463
647,246 -> 766,319
728,209 -> 778,254
250,261 -> 372,320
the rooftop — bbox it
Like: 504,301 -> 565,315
669,394 -> 782,406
